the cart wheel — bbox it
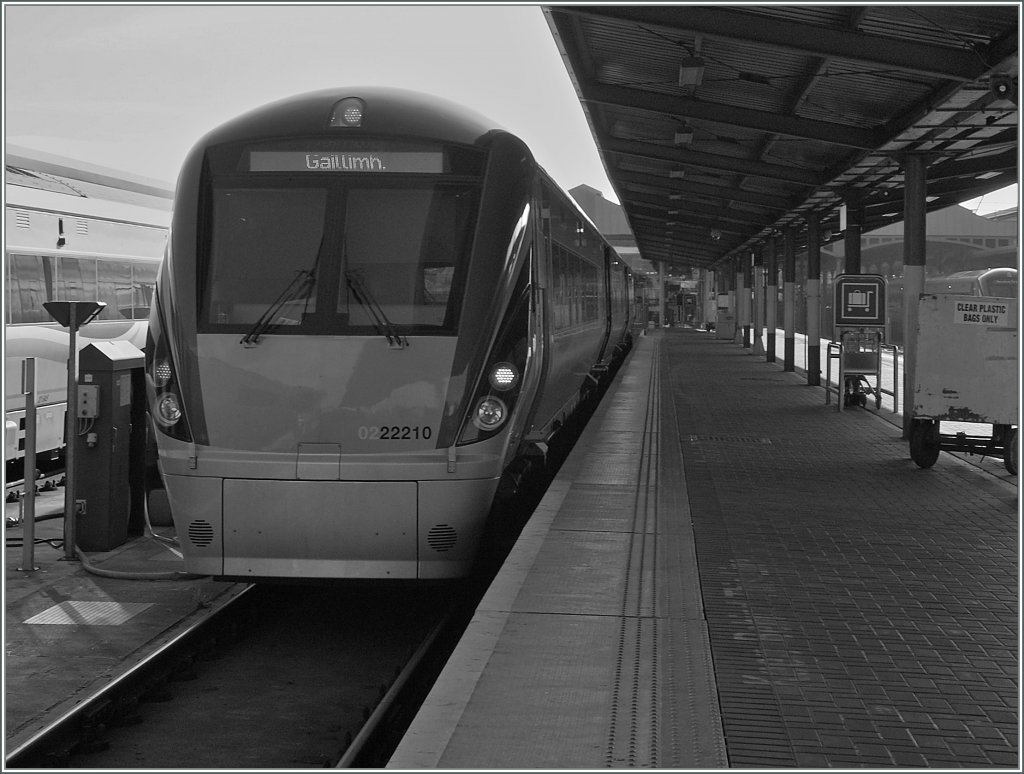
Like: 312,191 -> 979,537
1004,427 -> 1017,475
909,420 -> 940,468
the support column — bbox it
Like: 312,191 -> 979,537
783,226 -> 796,372
741,253 -> 752,348
703,268 -> 715,331
717,263 -> 735,340
752,247 -> 765,356
657,261 -> 666,328
733,258 -> 744,345
901,154 -> 929,437
844,192 -> 864,275
766,235 -> 778,362
805,213 -> 822,386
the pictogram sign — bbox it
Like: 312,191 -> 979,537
834,274 -> 886,326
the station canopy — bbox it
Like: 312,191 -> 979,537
543,5 -> 1019,271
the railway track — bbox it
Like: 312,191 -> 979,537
6,583 -> 456,768
5,362 -> 605,769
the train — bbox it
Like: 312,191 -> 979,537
4,162 -> 170,482
922,267 -> 1017,297
778,255 -> 1011,344
146,87 -> 637,580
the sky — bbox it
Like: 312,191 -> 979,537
3,3 -> 1018,215
4,4 -> 617,200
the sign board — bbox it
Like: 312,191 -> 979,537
952,298 -> 1010,327
914,294 -> 1017,424
834,274 -> 886,326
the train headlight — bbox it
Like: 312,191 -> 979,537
472,396 -> 507,431
488,362 -> 519,392
155,392 -> 183,426
330,97 -> 365,128
153,358 -> 174,387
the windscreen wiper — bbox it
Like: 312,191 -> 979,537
344,270 -> 409,349
240,269 -> 316,346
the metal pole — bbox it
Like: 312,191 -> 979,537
752,247 -> 765,356
806,213 -> 822,386
766,236 -> 778,362
62,303 -> 80,561
783,227 -> 797,371
901,153 -> 929,438
19,358 -> 39,572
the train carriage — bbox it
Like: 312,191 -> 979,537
148,87 -> 634,580
5,172 -> 169,480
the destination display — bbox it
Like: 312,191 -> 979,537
250,150 -> 444,173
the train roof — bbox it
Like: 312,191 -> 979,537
6,180 -> 171,229
5,143 -> 174,202
190,87 -> 515,152
5,145 -> 172,229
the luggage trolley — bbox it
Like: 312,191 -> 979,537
909,293 -> 1018,474
838,328 -> 883,408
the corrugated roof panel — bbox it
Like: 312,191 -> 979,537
545,5 -> 1018,268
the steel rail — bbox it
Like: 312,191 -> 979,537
335,611 -> 452,768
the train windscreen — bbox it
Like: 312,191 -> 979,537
980,269 -> 1018,298
199,142 -> 483,336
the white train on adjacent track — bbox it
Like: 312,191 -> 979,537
147,87 -> 637,581
4,151 -> 170,482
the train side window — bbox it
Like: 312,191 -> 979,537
55,256 -> 98,304
132,263 -> 159,318
8,253 -> 54,323
96,260 -> 133,319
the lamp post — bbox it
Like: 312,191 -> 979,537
43,301 -> 105,560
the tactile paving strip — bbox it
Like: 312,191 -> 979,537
23,601 -> 152,626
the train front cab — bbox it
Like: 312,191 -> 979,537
147,103 -> 551,580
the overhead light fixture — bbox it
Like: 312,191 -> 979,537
989,73 -> 1016,103
679,57 -> 705,87
674,124 -> 694,145
669,169 -> 686,179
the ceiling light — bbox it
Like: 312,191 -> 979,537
669,169 -> 686,179
674,125 -> 694,145
679,57 -> 705,87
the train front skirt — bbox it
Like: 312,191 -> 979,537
163,472 -> 498,579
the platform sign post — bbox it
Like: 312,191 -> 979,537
832,275 -> 888,410
19,358 -> 39,572
43,301 -> 105,561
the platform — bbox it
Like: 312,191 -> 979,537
4,491 -> 242,756
389,328 -> 1019,768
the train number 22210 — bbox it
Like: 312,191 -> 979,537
358,425 -> 434,441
